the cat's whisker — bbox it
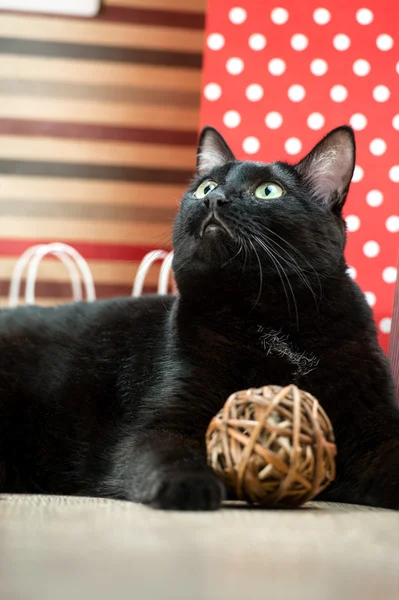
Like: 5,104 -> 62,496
148,230 -> 174,247
257,238 -> 300,329
252,228 -> 320,314
250,233 -> 299,328
247,239 -> 263,310
244,228 -> 290,310
259,223 -> 324,304
240,234 -> 249,274
221,240 -> 243,268
250,223 -> 322,314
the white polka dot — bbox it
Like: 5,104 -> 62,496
249,33 -> 267,51
243,136 -> 260,154
291,33 -> 308,51
229,7 -> 247,24
223,110 -> 241,128
225,57 -> 244,76
246,83 -> 264,102
226,57 -> 244,75
346,215 -> 361,232
376,34 -> 394,51
270,7 -> 289,24
313,8 -> 331,25
333,34 -> 351,51
268,58 -> 286,75
330,84 -> 348,102
366,190 -> 384,207
350,113 -> 367,130
310,58 -> 328,76
392,115 -> 399,130
347,266 -> 357,279
382,267 -> 397,284
369,138 -> 387,156
373,85 -> 390,102
204,83 -> 222,101
386,215 -> 399,232
352,165 -> 364,182
307,112 -> 325,130
353,59 -> 370,76
285,137 -> 302,155
364,291 -> 376,307
288,84 -> 306,102
379,318 -> 391,334
389,166 -> 399,182
356,8 -> 374,25
363,240 -> 380,257
207,33 -> 225,51
265,112 -> 283,129
396,61 -> 399,75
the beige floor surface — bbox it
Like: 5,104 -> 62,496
0,494 -> 398,600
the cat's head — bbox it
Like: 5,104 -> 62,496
172,126 -> 355,304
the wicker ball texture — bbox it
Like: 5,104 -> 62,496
206,385 -> 336,507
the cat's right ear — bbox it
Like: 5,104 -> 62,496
196,127 -> 236,176
295,126 -> 356,209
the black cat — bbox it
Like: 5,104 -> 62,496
0,126 -> 398,510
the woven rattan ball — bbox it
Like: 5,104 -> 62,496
206,385 -> 336,507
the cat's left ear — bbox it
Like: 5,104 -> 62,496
295,126 -> 355,209
196,126 -> 236,175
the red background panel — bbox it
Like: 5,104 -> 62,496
200,0 -> 399,351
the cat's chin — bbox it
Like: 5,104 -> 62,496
195,230 -> 236,263
202,224 -> 227,237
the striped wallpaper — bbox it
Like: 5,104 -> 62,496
0,0 -> 205,305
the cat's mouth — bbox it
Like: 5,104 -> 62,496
200,214 -> 234,239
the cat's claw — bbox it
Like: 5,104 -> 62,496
145,471 -> 225,511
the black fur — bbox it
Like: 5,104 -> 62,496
0,126 -> 398,510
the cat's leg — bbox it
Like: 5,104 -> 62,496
107,429 -> 225,511
315,402 -> 399,509
317,440 -> 399,509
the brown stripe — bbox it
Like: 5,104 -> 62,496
106,0 -> 205,13
98,4 -> 205,29
0,37 -> 202,68
0,78 -> 200,108
0,159 -> 193,184
0,279 -> 160,300
0,119 -> 198,146
0,199 -> 178,222
0,5 -> 205,30
0,239 -> 171,261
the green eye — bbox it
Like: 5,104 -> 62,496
195,180 -> 218,199
255,182 -> 284,200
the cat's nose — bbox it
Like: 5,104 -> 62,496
203,190 -> 231,209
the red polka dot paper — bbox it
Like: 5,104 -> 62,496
200,0 -> 399,352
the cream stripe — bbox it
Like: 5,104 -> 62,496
0,96 -> 199,130
0,217 -> 172,245
105,0 -> 206,13
0,57 -> 201,92
0,137 -> 196,170
0,177 -> 185,207
0,257 -> 162,286
0,15 -> 203,53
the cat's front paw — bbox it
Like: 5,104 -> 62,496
146,470 -> 225,511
